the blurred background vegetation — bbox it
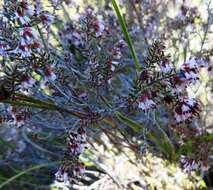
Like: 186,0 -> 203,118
0,0 -> 213,190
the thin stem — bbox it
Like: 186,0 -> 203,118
2,99 -> 56,110
22,128 -> 59,157
111,0 -> 141,72
37,26 -> 49,51
1,96 -> 89,119
0,161 -> 63,189
200,0 -> 211,53
61,3 -> 72,22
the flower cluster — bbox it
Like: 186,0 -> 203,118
44,65 -> 57,81
21,74 -> 36,90
159,57 -> 174,73
14,0 -> 34,25
68,127 -> 87,156
0,0 -> 58,130
180,156 -> 200,173
111,40 -> 126,60
138,93 -> 156,112
16,27 -> 40,57
180,155 -> 210,174
84,6 -> 105,37
7,106 -> 30,127
57,6 -> 125,87
172,57 -> 205,93
169,119 -> 211,174
1,0 -> 55,58
173,96 -> 200,123
129,42 -> 205,123
39,12 -> 55,27
55,161 -> 85,184
55,126 -> 87,184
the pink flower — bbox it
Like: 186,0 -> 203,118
105,60 -> 119,71
159,58 -> 173,73
74,162 -> 85,176
21,75 -> 36,89
171,57 -> 204,94
180,156 -> 199,173
0,42 -> 9,56
93,18 -> 105,37
15,42 -> 32,57
44,66 -> 57,81
7,106 -> 28,127
14,27 -> 40,57
171,74 -> 187,94
20,27 -> 38,44
138,93 -> 156,112
55,168 -> 69,183
173,96 -> 200,123
180,58 -> 199,84
111,40 -> 125,59
14,0 -> 34,24
68,128 -> 87,155
40,12 -> 54,27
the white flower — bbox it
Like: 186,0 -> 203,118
14,0 -> 34,24
180,57 -> 201,84
15,13 -> 31,25
34,0 -> 43,14
138,94 -> 156,112
180,156 -> 199,173
200,162 -> 209,173
182,104 -> 190,113
174,96 -> 200,123
110,61 -> 119,71
20,27 -> 38,42
44,66 -> 56,81
40,12 -> 54,27
0,42 -> 9,56
15,43 -> 32,57
7,106 -> 26,127
159,59 -> 173,73
21,76 -> 36,89
39,80 -> 55,95
94,18 -> 105,37
55,169 -> 69,183
45,72 -> 56,81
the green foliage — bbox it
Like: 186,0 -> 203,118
148,123 -> 175,161
0,162 -> 62,189
115,112 -> 141,133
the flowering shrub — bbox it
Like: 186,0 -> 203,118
0,0 -> 212,189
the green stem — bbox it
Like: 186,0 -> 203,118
0,161 -> 62,189
37,26 -> 48,51
2,99 -> 56,110
100,95 -> 141,132
1,97 -> 88,118
15,93 -> 56,107
111,0 -> 141,72
61,3 -> 72,22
